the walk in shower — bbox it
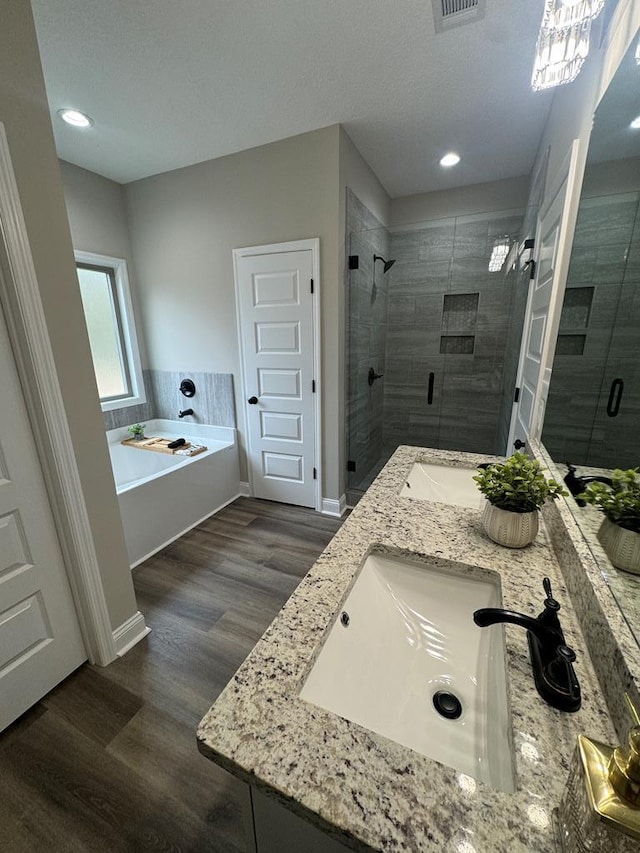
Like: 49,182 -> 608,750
346,190 -> 528,501
542,187 -> 640,469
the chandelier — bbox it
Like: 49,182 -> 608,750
532,0 -> 606,91
488,237 -> 512,273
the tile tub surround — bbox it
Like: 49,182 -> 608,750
150,369 -> 236,427
102,369 -> 236,431
198,446 -> 616,853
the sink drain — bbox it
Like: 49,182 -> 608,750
433,690 -> 463,720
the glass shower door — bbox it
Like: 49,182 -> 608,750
346,227 -> 391,494
543,190 -> 640,468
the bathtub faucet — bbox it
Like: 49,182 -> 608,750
179,408 -> 194,418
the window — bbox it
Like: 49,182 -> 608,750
75,251 -> 145,412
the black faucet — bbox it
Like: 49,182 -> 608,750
473,578 -> 581,713
564,463 -> 613,507
178,408 -> 194,419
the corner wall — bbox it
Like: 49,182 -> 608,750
0,1 -> 138,631
125,126 -> 342,500
390,176 -> 530,227
59,161 -> 155,430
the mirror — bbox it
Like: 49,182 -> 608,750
542,31 -> 640,646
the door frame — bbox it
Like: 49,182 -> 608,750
233,238 -> 322,512
507,138 -> 585,451
0,122 -> 116,665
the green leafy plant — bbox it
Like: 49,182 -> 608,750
128,423 -> 146,437
580,469 -> 640,534
473,452 -> 567,513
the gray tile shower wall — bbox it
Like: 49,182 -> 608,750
102,369 -> 156,431
346,189 -> 390,489
384,211 -> 522,456
150,370 -> 236,427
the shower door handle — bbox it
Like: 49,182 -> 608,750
606,379 -> 623,418
427,372 -> 434,405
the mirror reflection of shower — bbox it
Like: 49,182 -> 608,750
371,254 -> 396,305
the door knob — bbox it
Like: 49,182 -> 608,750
514,439 -> 526,450
248,396 -> 258,405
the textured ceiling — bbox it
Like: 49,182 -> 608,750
31,0 -> 554,195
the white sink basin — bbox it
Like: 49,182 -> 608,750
400,461 -> 481,508
299,552 -> 515,792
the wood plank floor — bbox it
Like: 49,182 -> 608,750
0,498 -> 343,852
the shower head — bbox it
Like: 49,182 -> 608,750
373,254 -> 396,274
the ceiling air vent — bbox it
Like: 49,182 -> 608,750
432,0 -> 486,33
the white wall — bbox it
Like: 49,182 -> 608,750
390,175 -> 530,227
0,1 -> 138,631
125,126 -> 343,499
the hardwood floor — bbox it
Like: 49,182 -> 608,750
0,498 -> 343,852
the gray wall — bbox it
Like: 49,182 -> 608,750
60,162 -> 237,433
59,161 -> 156,430
0,2 -> 137,631
125,126 -> 342,498
390,176 -> 530,227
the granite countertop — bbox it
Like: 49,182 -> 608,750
197,446 -> 616,853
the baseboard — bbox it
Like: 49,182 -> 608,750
239,481 -> 251,497
321,494 -> 347,517
113,611 -> 150,657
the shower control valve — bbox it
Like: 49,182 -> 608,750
368,367 -> 384,387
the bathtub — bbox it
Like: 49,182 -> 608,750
107,419 -> 240,567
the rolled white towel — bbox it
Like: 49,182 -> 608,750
175,443 -> 207,456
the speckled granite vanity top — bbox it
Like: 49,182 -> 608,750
197,446 -> 616,852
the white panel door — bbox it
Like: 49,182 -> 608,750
509,142 -> 580,452
236,247 -> 317,508
0,300 -> 86,731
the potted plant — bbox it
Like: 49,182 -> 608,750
473,452 -> 567,548
128,423 -> 146,441
580,469 -> 640,574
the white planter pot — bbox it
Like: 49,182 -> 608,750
481,501 -> 539,548
597,517 -> 640,574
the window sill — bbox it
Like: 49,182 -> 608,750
101,393 -> 146,413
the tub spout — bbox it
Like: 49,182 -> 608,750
179,408 -> 194,418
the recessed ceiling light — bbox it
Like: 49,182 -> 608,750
440,152 -> 461,167
58,109 -> 94,128
630,115 -> 640,129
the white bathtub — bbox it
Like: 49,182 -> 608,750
107,419 -> 240,567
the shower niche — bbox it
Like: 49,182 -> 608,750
345,192 -> 524,500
